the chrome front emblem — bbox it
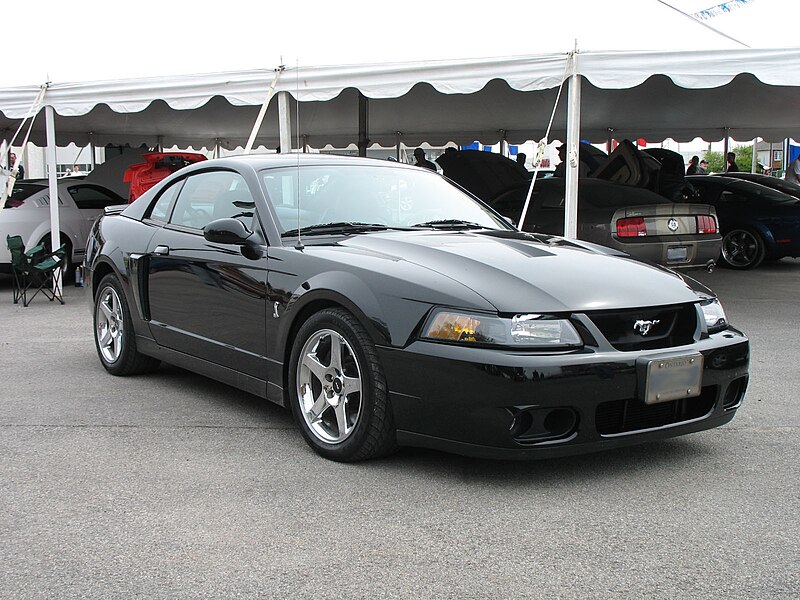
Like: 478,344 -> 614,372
634,319 -> 661,336
667,218 -> 679,232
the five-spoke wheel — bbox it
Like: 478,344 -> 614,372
93,273 -> 160,375
721,228 -> 765,269
297,328 -> 363,444
96,285 -> 124,364
289,308 -> 396,461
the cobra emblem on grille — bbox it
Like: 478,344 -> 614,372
633,319 -> 661,336
667,218 -> 679,232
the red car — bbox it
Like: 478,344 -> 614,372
123,152 -> 207,202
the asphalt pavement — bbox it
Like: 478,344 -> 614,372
0,261 -> 798,599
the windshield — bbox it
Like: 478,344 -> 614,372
260,164 -> 510,233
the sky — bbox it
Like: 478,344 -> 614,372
5,0 -> 799,87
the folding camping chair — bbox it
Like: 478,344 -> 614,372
6,235 -> 66,307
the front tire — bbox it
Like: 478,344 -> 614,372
288,308 -> 397,462
94,273 -> 160,375
720,228 -> 765,269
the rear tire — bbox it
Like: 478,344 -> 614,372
720,228 -> 765,269
288,308 -> 397,462
94,273 -> 160,375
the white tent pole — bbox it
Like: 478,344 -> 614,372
723,128 -> 730,167
516,55 -> 571,231
45,105 -> 63,298
751,138 -> 758,173
395,132 -> 402,162
784,138 -> 790,174
564,49 -> 581,240
89,134 -> 96,170
244,66 -> 285,155
278,91 -> 291,153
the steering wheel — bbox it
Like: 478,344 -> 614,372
189,208 -> 210,228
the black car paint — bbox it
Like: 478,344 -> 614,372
86,156 -> 749,459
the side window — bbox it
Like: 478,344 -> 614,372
148,180 -> 183,222
68,185 -> 124,210
170,171 -> 254,231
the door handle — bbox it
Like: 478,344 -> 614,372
153,245 -> 170,256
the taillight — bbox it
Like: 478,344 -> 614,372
696,215 -> 717,234
617,217 -> 647,237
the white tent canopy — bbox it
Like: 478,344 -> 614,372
1,48 -> 800,150
3,46 -> 800,297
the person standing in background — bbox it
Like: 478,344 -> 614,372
413,148 -> 437,171
9,152 -> 24,180
784,155 -> 800,184
725,152 -> 740,173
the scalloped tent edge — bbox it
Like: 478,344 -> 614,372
1,47 -> 800,149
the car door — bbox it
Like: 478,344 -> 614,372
145,169 -> 268,377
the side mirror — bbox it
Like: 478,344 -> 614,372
203,218 -> 253,245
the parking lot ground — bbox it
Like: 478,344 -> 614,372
1,261 -> 798,598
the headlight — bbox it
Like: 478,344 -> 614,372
421,309 -> 583,348
700,297 -> 727,332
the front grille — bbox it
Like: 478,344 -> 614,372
587,303 -> 698,351
595,386 -> 716,435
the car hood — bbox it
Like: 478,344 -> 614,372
339,230 -> 705,313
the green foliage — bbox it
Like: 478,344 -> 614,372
703,145 -> 753,174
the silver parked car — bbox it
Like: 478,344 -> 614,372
489,178 -> 721,271
1,180 -> 125,272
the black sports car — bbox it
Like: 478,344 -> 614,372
688,175 -> 800,269
86,155 -> 749,461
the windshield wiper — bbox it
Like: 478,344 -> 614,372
281,222 -> 390,237
411,219 -> 485,230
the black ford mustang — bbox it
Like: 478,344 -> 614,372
86,155 -> 749,461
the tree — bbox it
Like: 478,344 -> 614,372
704,144 -> 753,174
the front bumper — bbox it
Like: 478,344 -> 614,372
379,329 -> 749,459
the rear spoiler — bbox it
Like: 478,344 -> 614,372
103,204 -> 128,216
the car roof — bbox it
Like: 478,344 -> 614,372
689,174 -> 798,203
182,153 -> 425,173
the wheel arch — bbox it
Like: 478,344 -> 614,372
91,259 -> 118,300
279,287 -> 387,401
722,221 -> 775,250
35,230 -> 74,259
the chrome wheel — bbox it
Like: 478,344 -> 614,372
721,229 -> 764,269
96,285 -> 124,364
296,328 -> 363,444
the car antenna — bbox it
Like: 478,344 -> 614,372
294,59 -> 304,251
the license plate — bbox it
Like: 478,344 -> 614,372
643,353 -> 703,404
667,246 -> 688,262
